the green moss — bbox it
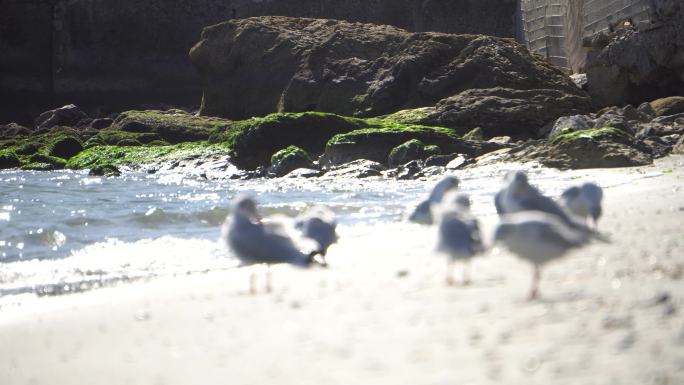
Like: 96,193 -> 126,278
89,164 -> 121,177
114,110 -> 233,143
462,127 -> 484,141
65,142 -> 231,170
210,111 -> 367,169
551,127 -> 632,145
14,142 -> 41,156
327,121 -> 457,146
0,151 -> 20,169
380,107 -> 434,125
270,145 -> 312,165
92,130 -> 159,146
23,153 -> 66,170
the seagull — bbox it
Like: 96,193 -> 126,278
495,171 -> 589,232
295,205 -> 338,265
222,195 -> 319,293
409,175 -> 460,225
435,192 -> 483,286
561,182 -> 603,228
493,211 -> 590,300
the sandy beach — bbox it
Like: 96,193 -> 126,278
1,155 -> 683,385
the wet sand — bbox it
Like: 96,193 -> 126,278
1,156 -> 683,385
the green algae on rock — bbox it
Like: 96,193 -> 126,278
113,110 -> 232,144
210,112 -> 366,169
508,127 -> 650,169
322,120 -> 503,166
0,151 -> 20,169
387,139 -> 441,168
66,142 -> 232,170
550,127 -> 632,146
268,145 -> 315,177
88,164 -> 122,177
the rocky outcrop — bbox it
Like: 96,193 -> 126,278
191,16 -> 589,137
385,88 -> 592,138
509,128 -> 652,169
267,146 -> 315,177
35,105 -> 87,130
585,2 -> 684,107
321,124 -> 504,167
387,139 -> 440,168
0,0 -> 517,125
650,96 -> 684,117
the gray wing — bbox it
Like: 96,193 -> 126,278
227,218 -> 309,266
438,214 -> 480,256
494,190 -> 505,214
300,217 -> 337,255
409,200 -> 433,224
560,186 -> 580,203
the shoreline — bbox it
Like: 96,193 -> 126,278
1,156 -> 683,384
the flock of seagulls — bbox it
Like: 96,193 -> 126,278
222,171 -> 604,299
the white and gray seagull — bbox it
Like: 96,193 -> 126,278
409,175 -> 460,225
222,195 -> 320,294
495,170 -> 589,232
560,182 -> 603,228
435,192 -> 483,286
493,211 -> 590,300
295,205 -> 338,266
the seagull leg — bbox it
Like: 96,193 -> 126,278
446,259 -> 456,286
463,260 -> 472,286
249,270 -> 257,295
529,264 -> 541,300
265,264 -> 273,293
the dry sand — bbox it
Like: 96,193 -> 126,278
1,156 -> 683,385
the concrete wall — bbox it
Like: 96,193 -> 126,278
518,0 -> 656,72
0,0 -> 517,125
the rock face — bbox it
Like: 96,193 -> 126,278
585,2 -> 684,107
511,128 -> 653,169
650,97 -> 684,117
190,16 -> 589,137
0,0 -> 517,125
35,105 -> 87,130
414,88 -> 592,138
321,125 -> 504,167
267,146 -> 315,177
387,140 -> 440,168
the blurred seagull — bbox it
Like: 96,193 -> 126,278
561,182 -> 603,228
436,192 -> 483,286
495,171 -> 589,232
409,175 -> 460,225
295,205 -> 338,266
222,195 -> 319,294
493,211 -> 590,300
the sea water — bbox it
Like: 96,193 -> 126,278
0,164 -> 661,307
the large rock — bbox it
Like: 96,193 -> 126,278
411,88 -> 592,138
0,123 -> 32,138
673,135 -> 684,155
34,104 -> 87,130
387,139 -> 440,168
212,112 -> 366,169
1,0 -> 517,125
650,97 -> 684,117
190,16 -> 589,134
585,3 -> 684,107
267,146 -> 315,177
512,128 -> 652,169
0,152 -> 20,169
321,124 -> 504,167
